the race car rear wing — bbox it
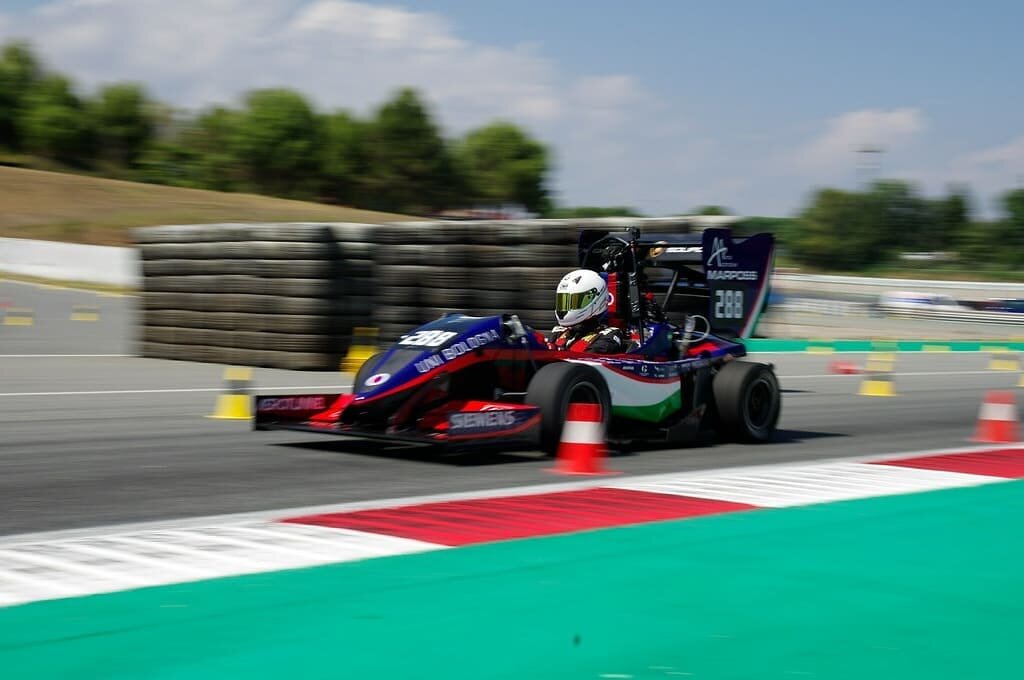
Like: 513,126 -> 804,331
578,227 -> 775,339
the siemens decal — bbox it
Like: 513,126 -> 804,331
449,410 -> 517,430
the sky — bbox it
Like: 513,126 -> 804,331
2,0 -> 1023,217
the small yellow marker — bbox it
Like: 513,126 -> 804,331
989,352 -> 1020,372
858,369 -> 896,397
807,339 -> 833,355
70,305 -> 100,322
3,308 -> 34,326
342,327 -> 380,373
208,367 -> 253,420
922,344 -> 951,352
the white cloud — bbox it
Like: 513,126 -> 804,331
796,108 -> 925,168
962,135 -> 1024,169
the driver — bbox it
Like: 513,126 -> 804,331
547,269 -> 628,353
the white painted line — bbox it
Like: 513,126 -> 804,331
0,385 -> 352,397
0,522 -> 441,608
0,354 -> 131,358
612,462 -> 1000,507
784,370 -> 1000,379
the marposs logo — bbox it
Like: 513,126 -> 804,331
706,237 -> 731,268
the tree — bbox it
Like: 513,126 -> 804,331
19,74 -> 93,165
232,88 -> 321,198
456,121 -> 551,215
933,186 -> 969,251
790,188 -> 890,269
319,110 -> 367,205
998,188 -> 1024,267
692,205 -> 730,216
0,41 -> 42,150
91,82 -> 154,167
362,88 -> 456,214
547,206 -> 643,218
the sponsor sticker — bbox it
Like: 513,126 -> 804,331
364,372 -> 390,387
257,396 -> 326,412
449,410 -> 518,431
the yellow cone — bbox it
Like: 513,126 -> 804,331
208,367 -> 253,420
3,308 -> 34,326
858,371 -> 896,397
342,327 -> 379,373
989,351 -> 1019,372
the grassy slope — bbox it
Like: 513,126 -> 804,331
0,167 -> 413,247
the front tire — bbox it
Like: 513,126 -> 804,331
525,362 -> 611,456
712,361 -> 781,442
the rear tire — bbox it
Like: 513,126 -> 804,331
712,361 -> 781,442
525,362 -> 611,456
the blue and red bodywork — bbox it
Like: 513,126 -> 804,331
254,226 -> 774,449
254,313 -> 747,447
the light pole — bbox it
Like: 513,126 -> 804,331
857,145 -> 884,188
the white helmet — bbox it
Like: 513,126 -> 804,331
555,269 -> 609,327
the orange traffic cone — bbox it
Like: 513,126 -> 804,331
549,403 -> 615,475
973,391 -> 1020,443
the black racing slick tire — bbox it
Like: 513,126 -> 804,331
712,361 -> 781,443
525,362 -> 611,456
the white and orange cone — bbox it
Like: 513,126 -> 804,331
549,403 -> 615,475
973,391 -> 1020,443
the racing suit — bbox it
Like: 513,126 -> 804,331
547,319 -> 628,354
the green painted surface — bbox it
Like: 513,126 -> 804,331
746,338 -> 1024,352
612,390 -> 682,422
2,481 -> 1024,679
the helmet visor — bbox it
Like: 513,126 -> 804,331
556,289 -> 598,315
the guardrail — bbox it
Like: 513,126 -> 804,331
774,272 -> 1024,300
878,307 -> 1024,326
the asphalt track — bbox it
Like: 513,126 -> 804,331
1,278 -> 1021,537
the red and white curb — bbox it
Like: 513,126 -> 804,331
2,444 -> 1023,608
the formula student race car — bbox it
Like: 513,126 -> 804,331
254,227 -> 781,453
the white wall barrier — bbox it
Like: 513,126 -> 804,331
0,237 -> 138,287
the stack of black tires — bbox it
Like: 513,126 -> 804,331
370,220 -> 597,341
138,223 -> 371,370
136,217 -> 700,369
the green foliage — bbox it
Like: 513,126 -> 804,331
0,41 -> 41,150
91,83 -> 154,167
320,110 -> 367,205
547,206 -> 644,218
19,74 -> 93,165
456,121 -> 551,214
788,182 -> 989,271
232,89 -> 321,199
361,88 -> 457,214
692,205 -> 730,216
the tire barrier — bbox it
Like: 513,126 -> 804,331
135,217 -> 700,369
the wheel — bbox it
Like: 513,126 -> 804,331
353,351 -> 387,388
712,361 -> 781,442
525,362 -> 611,456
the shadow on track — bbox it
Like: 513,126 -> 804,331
272,439 -> 544,466
768,428 -> 846,444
